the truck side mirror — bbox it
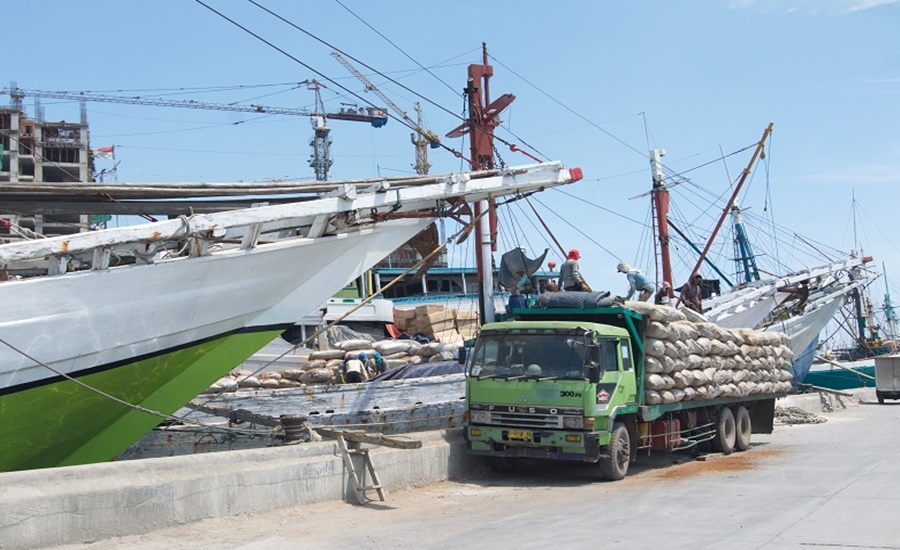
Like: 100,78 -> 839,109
458,347 -> 468,365
587,365 -> 600,384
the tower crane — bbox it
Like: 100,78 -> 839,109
3,84 -> 389,181
330,51 -> 439,175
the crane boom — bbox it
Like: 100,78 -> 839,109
3,86 -> 389,124
6,85 -> 390,182
330,51 -> 439,175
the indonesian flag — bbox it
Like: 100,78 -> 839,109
94,146 -> 115,160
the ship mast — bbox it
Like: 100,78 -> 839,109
650,149 -> 674,297
446,43 -> 515,324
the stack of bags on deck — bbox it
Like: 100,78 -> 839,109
205,338 -> 462,393
624,301 -> 795,406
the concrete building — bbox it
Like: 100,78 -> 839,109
0,98 -> 94,240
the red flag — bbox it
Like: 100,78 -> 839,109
93,146 -> 115,160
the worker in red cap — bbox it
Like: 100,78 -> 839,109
655,280 -> 672,305
559,248 -> 590,291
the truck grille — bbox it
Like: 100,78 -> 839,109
470,403 -> 583,429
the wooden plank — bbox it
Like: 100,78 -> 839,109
315,428 -> 422,449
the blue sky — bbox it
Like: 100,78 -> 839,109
5,1 -> 900,338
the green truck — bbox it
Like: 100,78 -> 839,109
465,304 -> 791,480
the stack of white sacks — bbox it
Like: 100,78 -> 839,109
624,301 -> 795,406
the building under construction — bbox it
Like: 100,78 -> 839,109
0,100 -> 94,240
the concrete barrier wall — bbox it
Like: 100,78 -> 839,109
0,429 -> 473,549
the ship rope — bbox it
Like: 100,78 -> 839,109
1,195 -> 521,438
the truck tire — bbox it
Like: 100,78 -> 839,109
598,423 -> 630,481
877,391 -> 885,405
734,406 -> 752,452
711,407 -> 736,455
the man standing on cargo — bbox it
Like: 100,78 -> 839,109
559,249 -> 589,291
680,273 -> 704,312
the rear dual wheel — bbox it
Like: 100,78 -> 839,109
711,407 -> 736,455
734,405 -> 752,452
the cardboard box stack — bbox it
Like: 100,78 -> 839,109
455,309 -> 479,342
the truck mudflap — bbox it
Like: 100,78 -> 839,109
466,428 -> 603,463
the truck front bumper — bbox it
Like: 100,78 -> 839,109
466,426 -> 605,463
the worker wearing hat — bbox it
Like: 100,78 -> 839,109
559,248 -> 589,292
617,260 -> 655,301
655,280 -> 672,305
680,273 -> 704,312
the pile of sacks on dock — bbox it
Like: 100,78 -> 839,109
625,301 -> 795,405
204,337 -> 461,393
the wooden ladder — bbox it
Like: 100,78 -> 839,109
335,433 -> 386,504
317,428 -> 422,505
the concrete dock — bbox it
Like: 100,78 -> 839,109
2,388 -> 896,549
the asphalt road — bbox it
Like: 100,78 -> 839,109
57,393 -> 900,550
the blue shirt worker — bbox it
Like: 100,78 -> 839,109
617,260 -> 654,301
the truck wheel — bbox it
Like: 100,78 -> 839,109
598,423 -> 630,481
877,391 -> 885,405
711,407 -> 736,455
734,406 -> 752,452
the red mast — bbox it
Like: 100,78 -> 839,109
445,43 -> 515,323
650,149 -> 673,297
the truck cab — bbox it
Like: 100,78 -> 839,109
466,320 -> 637,465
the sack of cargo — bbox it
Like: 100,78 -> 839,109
279,378 -> 302,388
692,370 -> 709,386
386,359 -> 408,370
645,373 -> 667,390
645,356 -> 665,374
679,306 -> 707,323
260,378 -> 281,389
282,369 -> 305,381
645,338 -> 666,358
326,358 -> 344,370
686,354 -> 703,370
644,390 -> 663,405
309,349 -> 346,361
646,321 -> 671,340
374,340 -> 412,356
299,368 -> 334,384
205,378 -> 238,393
674,340 -> 689,358
336,339 -> 372,351
693,385 -> 709,400
670,358 -> 685,373
660,389 -> 677,404
663,341 -> 680,360
695,337 -> 712,355
661,355 -> 677,373
674,370 -> 694,388
238,376 -> 260,388
682,386 -> 697,401
670,388 -> 686,402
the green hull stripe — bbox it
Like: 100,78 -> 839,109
0,330 -> 281,472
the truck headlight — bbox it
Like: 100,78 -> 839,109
470,411 -> 489,425
563,416 -> 584,429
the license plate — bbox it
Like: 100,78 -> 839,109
507,430 -> 533,440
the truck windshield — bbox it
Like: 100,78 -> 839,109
468,332 -> 597,380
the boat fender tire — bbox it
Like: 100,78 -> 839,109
598,422 -> 630,481
711,407 -> 736,455
734,405 -> 752,452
